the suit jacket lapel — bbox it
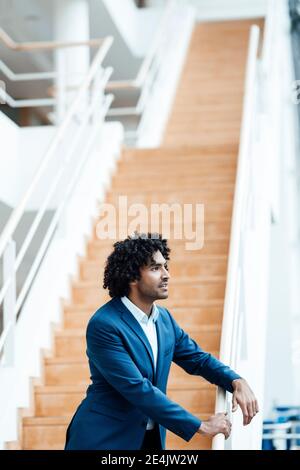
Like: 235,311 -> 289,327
154,311 -> 165,386
113,298 -> 156,378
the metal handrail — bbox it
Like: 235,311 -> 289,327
0,27 -> 105,51
0,32 -> 112,108
0,59 -> 56,81
14,91 -> 113,315
0,36 -> 113,261
0,37 -> 114,363
0,87 -> 55,108
262,433 -> 300,440
212,25 -> 260,450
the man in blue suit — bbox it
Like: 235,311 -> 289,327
65,233 -> 258,450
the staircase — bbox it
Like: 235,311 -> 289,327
12,19 -> 262,450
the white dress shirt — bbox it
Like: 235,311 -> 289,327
121,296 -> 159,430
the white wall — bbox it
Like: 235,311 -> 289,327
191,0 -> 267,20
263,0 -> 300,417
17,126 -> 57,209
0,118 -> 59,210
102,0 -> 139,54
0,112 -> 19,207
136,4 -> 196,147
102,0 -> 162,57
149,0 -> 267,20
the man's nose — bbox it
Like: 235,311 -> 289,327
162,267 -> 170,279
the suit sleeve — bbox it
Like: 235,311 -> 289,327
86,318 -> 201,442
167,310 -> 242,392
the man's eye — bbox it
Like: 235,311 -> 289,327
152,266 -> 159,271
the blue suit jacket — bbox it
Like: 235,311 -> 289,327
65,297 -> 240,450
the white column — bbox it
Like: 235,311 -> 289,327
54,0 -> 90,123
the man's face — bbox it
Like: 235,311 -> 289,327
132,250 -> 170,301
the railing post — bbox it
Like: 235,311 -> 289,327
2,240 -> 16,366
55,48 -> 67,124
92,68 -> 103,127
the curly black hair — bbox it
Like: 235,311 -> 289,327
103,232 -> 170,298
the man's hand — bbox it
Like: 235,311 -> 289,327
197,412 -> 232,439
232,378 -> 259,425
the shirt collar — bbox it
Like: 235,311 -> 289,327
121,296 -> 159,325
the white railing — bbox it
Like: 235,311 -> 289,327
0,28 -> 107,110
0,36 -> 114,366
212,24 -> 263,450
0,27 -> 104,51
0,60 -> 57,81
212,0 -> 297,450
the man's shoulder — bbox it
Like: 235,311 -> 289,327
87,298 -> 120,331
156,305 -> 180,330
156,304 -> 173,322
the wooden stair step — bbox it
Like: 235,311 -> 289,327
22,414 -> 212,450
121,144 -> 238,159
118,152 -> 237,162
72,278 -> 226,305
92,225 -> 231,244
44,350 -> 220,386
45,357 -> 90,386
64,302 -> 224,330
105,184 -> 234,195
96,201 -> 233,216
95,211 -> 232,224
163,133 -> 239,143
111,176 -> 235,189
166,425 -> 212,450
80,256 -> 228,281
115,165 -> 237,175
87,239 -> 229,260
34,385 -> 86,417
22,416 -> 70,450
63,297 -> 225,312
55,326 -> 221,358
106,191 -> 234,204
117,163 -> 236,174
34,380 -> 216,417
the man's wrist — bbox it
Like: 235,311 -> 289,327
198,421 -> 208,435
232,377 -> 245,390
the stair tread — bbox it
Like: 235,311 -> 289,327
64,298 -> 224,311
23,412 -> 211,426
56,324 -> 221,337
73,277 -> 226,288
122,145 -> 238,157
45,357 -> 89,365
36,379 -> 215,393
45,348 -> 220,365
81,256 -> 228,265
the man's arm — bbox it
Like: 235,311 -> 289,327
86,319 -> 201,442
167,310 -> 259,426
167,311 -> 241,392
